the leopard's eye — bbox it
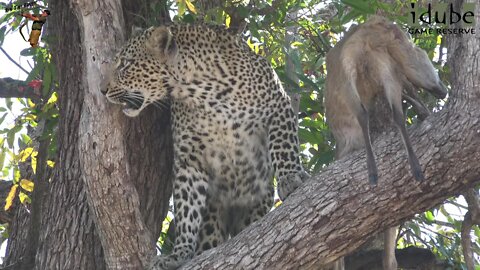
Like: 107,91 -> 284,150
118,58 -> 134,73
114,57 -> 122,68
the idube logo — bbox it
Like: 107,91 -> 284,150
408,2 -> 476,35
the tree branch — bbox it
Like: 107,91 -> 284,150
0,47 -> 30,75
177,104 -> 480,269
0,77 -> 41,99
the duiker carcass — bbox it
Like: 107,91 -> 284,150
325,16 -> 447,185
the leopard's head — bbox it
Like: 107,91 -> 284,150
102,26 -> 178,117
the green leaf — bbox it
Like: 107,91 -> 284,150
298,128 -> 318,144
424,210 -> 434,224
299,94 -> 323,114
0,113 -> 6,125
452,219 -> 462,231
13,167 -> 20,182
5,98 -> 12,111
20,134 -> 32,145
0,148 -> 5,169
182,14 -> 195,23
26,62 -> 42,82
177,0 -> 186,16
237,5 -> 249,19
2,168 -> 9,178
6,131 -> 15,149
410,223 -> 421,236
296,72 -> 321,92
341,0 -> 375,14
20,47 -> 35,56
340,9 -> 362,24
0,26 -> 6,47
6,123 -> 23,148
298,128 -> 325,145
42,64 -> 53,96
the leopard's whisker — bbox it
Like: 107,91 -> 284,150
126,93 -> 145,99
152,100 -> 168,110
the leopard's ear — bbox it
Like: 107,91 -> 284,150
131,25 -> 144,37
145,26 -> 178,62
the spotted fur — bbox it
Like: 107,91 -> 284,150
103,24 -> 309,270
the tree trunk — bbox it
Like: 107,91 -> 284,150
73,0 -> 173,268
34,1 -> 106,269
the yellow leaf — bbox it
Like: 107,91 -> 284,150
225,13 -> 231,28
18,147 -> 34,162
274,199 -> 283,208
47,160 -> 55,167
47,92 -> 58,105
291,41 -> 303,48
4,184 -> 17,211
31,152 -> 37,174
247,38 -> 259,54
19,192 -> 31,204
185,0 -> 197,14
25,114 -> 37,121
28,99 -> 35,108
20,179 -> 34,192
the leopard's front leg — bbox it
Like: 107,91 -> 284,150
268,95 -> 310,201
147,164 -> 209,270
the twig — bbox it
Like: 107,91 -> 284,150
0,46 -> 30,75
465,188 -> 480,221
445,198 -> 468,210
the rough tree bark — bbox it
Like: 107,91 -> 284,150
74,0 -> 154,267
33,1 -> 105,269
177,4 -> 480,269
73,0 -> 173,269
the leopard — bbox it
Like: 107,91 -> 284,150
102,24 -> 309,270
